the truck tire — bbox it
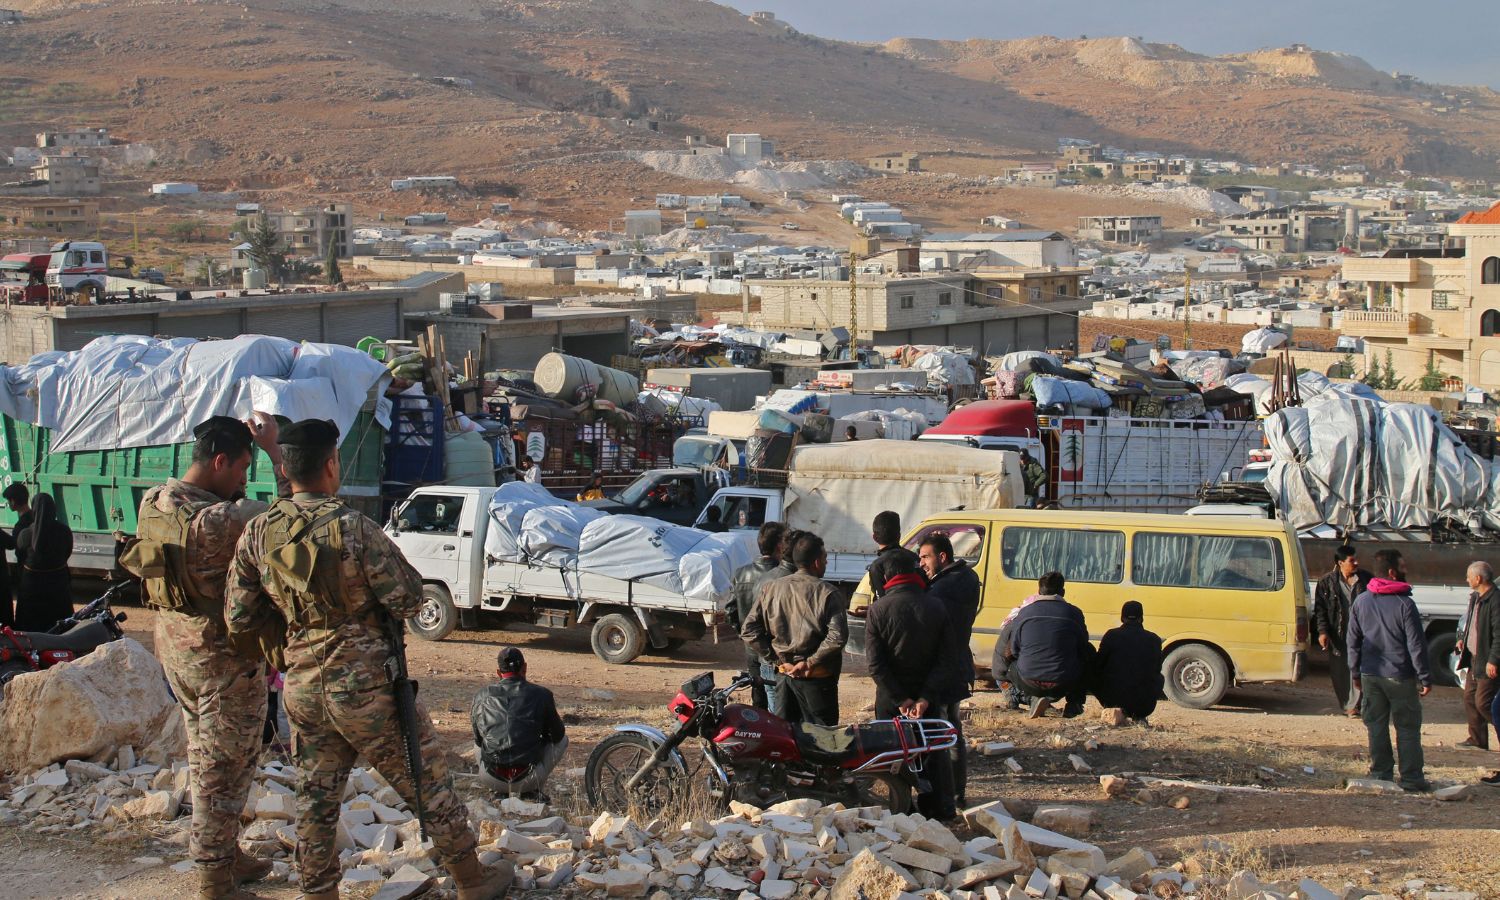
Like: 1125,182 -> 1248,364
1163,643 -> 1231,709
592,613 -> 646,665
410,583 -> 458,641
1426,631 -> 1460,688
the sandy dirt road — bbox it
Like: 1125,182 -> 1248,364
3,607 -> 1498,899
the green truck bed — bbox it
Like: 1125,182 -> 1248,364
0,412 -> 385,572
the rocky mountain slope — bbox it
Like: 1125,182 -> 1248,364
2,0 -> 1497,208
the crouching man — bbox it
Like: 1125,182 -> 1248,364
471,647 -> 568,801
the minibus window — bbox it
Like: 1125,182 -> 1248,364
1133,532 -> 1284,591
1001,527 -> 1124,584
905,524 -> 985,562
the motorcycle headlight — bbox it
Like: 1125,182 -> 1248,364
681,672 -> 715,699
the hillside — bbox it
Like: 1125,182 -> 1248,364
2,0 -> 1499,229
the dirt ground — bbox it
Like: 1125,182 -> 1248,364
4,607 -> 1499,899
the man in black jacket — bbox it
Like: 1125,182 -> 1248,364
864,552 -> 956,819
999,571 -> 1091,718
1094,601 -> 1164,725
728,522 -> 787,710
1457,561 -> 1498,751
1313,544 -> 1371,717
866,511 -> 919,599
919,532 -> 981,807
471,647 -> 567,801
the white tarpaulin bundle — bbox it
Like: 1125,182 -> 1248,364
0,335 -> 390,452
1241,327 -> 1289,355
482,484 -> 755,602
1265,394 -> 1491,531
1224,372 -> 1379,416
911,350 -> 975,386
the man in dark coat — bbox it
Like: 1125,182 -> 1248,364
919,532 -> 981,807
728,522 -> 787,710
1313,544 -> 1372,717
1457,560 -> 1498,750
471,647 -> 567,801
864,551 -> 956,820
998,571 -> 1090,718
1094,601 -> 1164,724
866,510 -> 918,599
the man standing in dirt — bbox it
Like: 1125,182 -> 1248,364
743,532 -> 849,725
1313,545 -> 1370,717
225,419 -> 510,900
122,414 -> 284,900
1348,548 -> 1432,792
866,511 -> 918,600
728,521 -> 787,710
1457,561 -> 1498,750
919,532 -> 981,808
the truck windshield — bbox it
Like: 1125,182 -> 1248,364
616,473 -> 655,506
673,438 -> 719,468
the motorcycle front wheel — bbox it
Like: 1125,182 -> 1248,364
585,732 -> 691,818
852,772 -> 914,814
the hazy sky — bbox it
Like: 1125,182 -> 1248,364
725,1 -> 1498,88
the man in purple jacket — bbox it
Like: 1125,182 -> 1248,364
1348,548 -> 1432,792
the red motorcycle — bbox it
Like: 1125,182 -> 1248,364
0,584 -> 129,695
584,671 -> 957,815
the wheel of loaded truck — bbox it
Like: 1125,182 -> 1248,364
410,583 -> 458,641
591,613 -> 646,664
1162,643 -> 1231,709
1426,631 -> 1460,688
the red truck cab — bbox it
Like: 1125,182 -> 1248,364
0,253 -> 53,304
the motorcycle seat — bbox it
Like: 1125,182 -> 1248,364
793,721 -> 922,764
15,621 -> 114,653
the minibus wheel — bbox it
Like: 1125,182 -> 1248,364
1163,643 -> 1230,709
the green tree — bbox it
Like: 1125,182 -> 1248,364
168,220 -> 200,243
324,240 -> 342,285
245,215 -> 286,282
1417,357 -> 1446,391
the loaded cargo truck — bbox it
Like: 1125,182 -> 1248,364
694,439 -> 1023,588
388,484 -> 751,663
0,410 -> 387,576
918,399 -> 1262,513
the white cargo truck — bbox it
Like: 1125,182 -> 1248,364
694,439 -> 1023,587
387,484 -> 754,663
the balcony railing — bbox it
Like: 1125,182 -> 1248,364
1341,310 -> 1415,337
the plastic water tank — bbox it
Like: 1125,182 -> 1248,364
443,430 -> 496,487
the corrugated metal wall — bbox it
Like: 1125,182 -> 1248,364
325,299 -> 398,347
247,305 -> 320,339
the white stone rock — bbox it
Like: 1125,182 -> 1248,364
342,867 -> 386,885
33,769 -> 69,788
761,878 -> 798,900
373,863 -> 434,900
1004,758 -> 1024,773
501,796 -> 547,818
949,859 -> 1024,890
1433,784 -> 1473,802
1067,755 -> 1091,773
883,842 -> 953,875
255,793 -> 295,821
498,829 -> 550,854
1031,806 -> 1092,837
765,798 -> 823,818
371,802 -> 410,825
1104,848 -> 1156,882
979,742 -> 1015,757
908,818 -> 967,865
830,849 -> 920,900
1343,778 -> 1402,795
583,688 -> 617,701
122,790 -> 179,821
1048,847 -> 1105,877
703,867 -> 753,892
0,639 -> 185,774
1297,878 -> 1339,900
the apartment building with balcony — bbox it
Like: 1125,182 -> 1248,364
1339,201 -> 1500,387
264,203 -> 352,259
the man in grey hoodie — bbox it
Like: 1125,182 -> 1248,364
1348,548 -> 1432,792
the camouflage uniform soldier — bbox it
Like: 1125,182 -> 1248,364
121,414 -> 285,900
224,419 -> 511,900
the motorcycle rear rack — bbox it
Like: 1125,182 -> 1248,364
851,718 -> 960,774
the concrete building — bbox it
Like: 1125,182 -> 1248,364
1077,215 -> 1163,244
390,176 -> 458,191
0,273 -> 458,361
1218,205 -> 1344,253
623,210 -> 663,239
266,203 -> 352,259
0,197 -> 99,236
919,232 -> 1077,270
733,270 -> 1086,349
1003,165 -> 1058,187
1339,201 -> 1500,387
405,302 -> 631,370
32,154 -> 101,196
1060,145 -> 1104,166
35,128 -> 109,149
867,152 -> 922,174
1121,160 -> 1187,182
150,182 -> 198,195
727,134 -> 771,163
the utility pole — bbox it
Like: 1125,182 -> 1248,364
1182,269 -> 1193,350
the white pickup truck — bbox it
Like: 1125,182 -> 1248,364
387,485 -> 733,664
691,439 -> 1022,588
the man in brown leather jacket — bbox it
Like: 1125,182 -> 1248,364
742,532 -> 848,725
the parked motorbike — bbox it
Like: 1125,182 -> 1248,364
0,584 -> 129,693
584,670 -> 957,816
